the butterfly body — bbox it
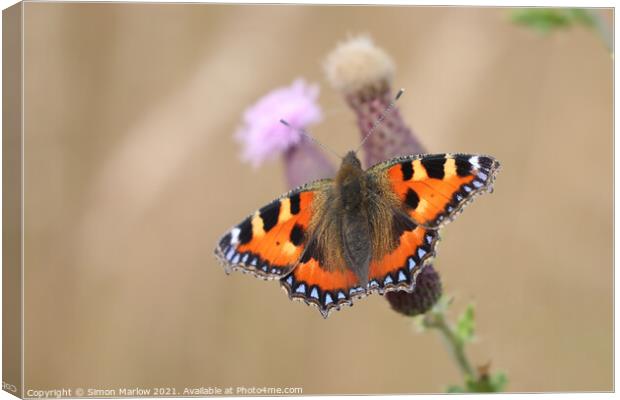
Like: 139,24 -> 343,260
215,152 -> 500,318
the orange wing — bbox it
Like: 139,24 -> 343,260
367,222 -> 440,294
280,235 -> 367,318
372,153 -> 500,228
364,153 -> 500,293
214,180 -> 329,280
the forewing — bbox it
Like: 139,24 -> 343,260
369,153 -> 500,228
214,179 -> 331,280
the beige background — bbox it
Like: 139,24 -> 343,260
22,3 -> 612,394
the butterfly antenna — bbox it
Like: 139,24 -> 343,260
356,88 -> 405,153
279,119 -> 342,160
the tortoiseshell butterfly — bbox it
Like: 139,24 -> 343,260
215,149 -> 499,318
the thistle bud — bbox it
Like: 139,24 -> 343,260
323,36 -> 425,167
385,265 -> 442,316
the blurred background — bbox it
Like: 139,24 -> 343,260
22,3 -> 612,394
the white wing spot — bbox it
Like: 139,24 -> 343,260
230,228 -> 241,245
398,271 -> 407,282
349,287 -> 364,295
470,156 -> 481,169
408,258 -> 416,271
418,248 -> 427,259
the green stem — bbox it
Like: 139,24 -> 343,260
424,311 -> 475,379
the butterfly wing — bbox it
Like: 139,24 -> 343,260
367,213 -> 440,294
214,179 -> 331,280
370,153 -> 500,228
217,177 -> 366,318
364,153 -> 500,292
280,233 -> 368,319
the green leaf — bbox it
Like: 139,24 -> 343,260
446,385 -> 464,393
511,9 -> 570,33
490,371 -> 508,392
456,303 -> 475,344
566,9 -> 596,27
511,8 -> 596,33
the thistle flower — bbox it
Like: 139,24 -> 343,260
324,36 -> 426,167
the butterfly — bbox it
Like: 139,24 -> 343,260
215,151 -> 500,318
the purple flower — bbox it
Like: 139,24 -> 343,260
236,79 -> 323,168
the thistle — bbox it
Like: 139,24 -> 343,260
324,36 -> 426,167
235,78 -> 335,187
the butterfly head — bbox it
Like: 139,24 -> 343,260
335,151 -> 366,211
336,151 -> 362,182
